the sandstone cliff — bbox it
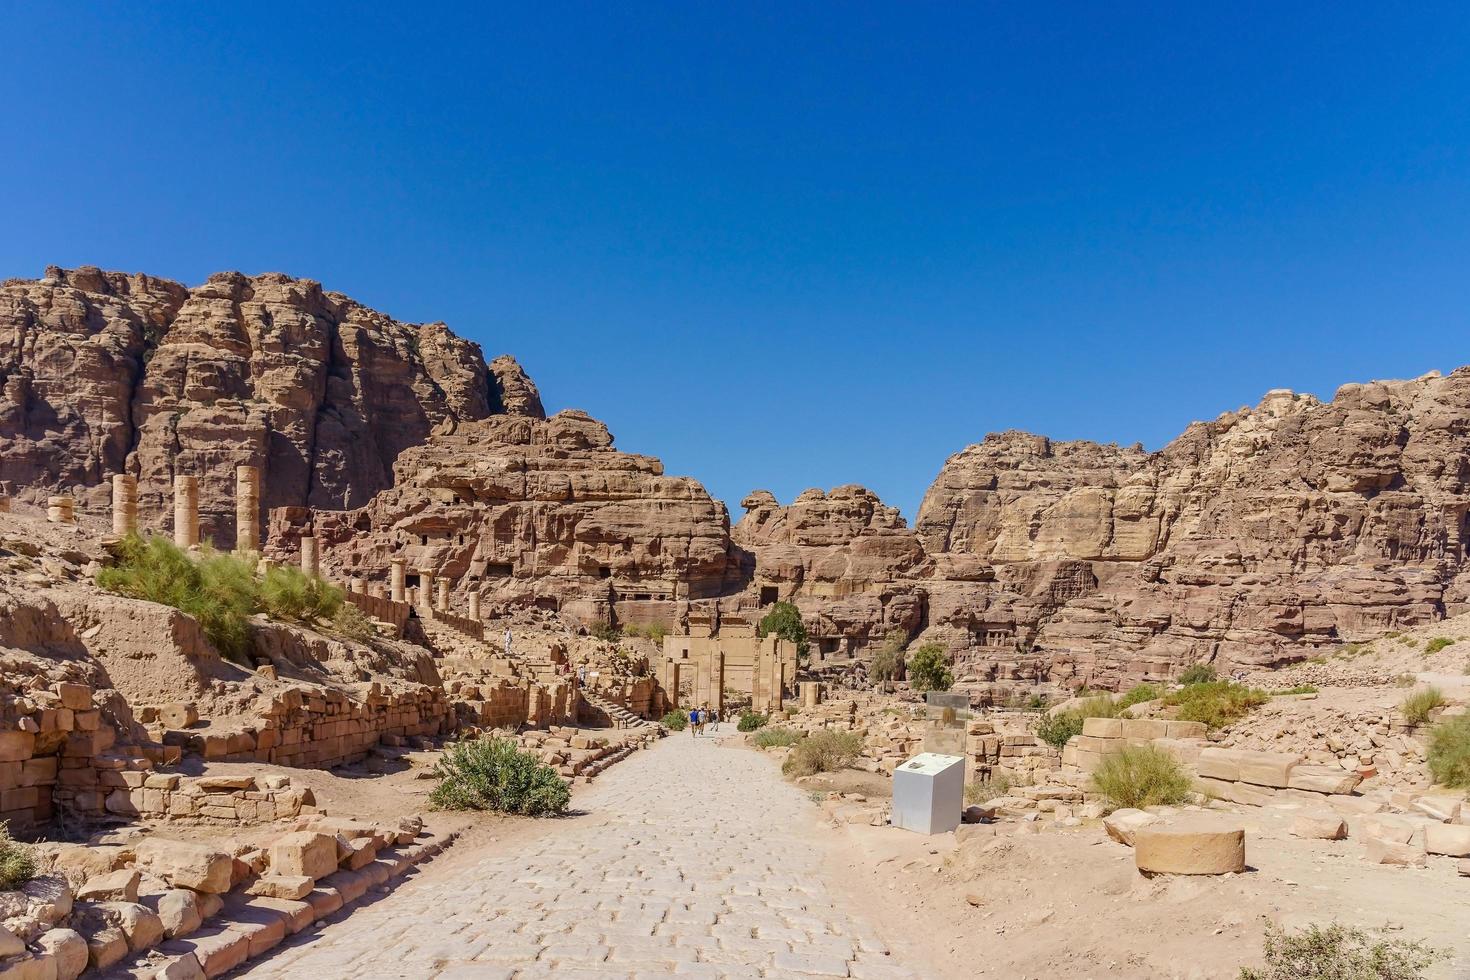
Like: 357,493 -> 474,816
0,266 -> 540,544
285,410 -> 742,627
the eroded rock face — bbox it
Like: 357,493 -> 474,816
911,372 -> 1470,687
0,266 -> 539,544
293,411 -> 741,625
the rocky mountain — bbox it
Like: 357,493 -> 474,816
746,371 -> 1470,692
0,266 -> 542,544
283,410 -> 741,628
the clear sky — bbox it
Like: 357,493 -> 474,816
4,4 -> 1468,520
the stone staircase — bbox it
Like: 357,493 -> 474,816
581,689 -> 656,731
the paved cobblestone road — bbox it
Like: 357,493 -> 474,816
243,726 -> 918,979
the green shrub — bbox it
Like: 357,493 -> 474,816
907,643 -> 953,693
1394,673 -> 1417,688
660,710 -> 688,731
331,600 -> 375,642
0,822 -> 36,890
623,623 -> 668,644
782,730 -> 863,777
259,564 -> 342,624
1425,636 -> 1455,654
98,535 -> 257,663
1178,663 -> 1216,685
1238,923 -> 1443,980
1426,714 -> 1470,788
1270,684 -> 1319,696
1399,687 -> 1444,726
869,630 -> 907,683
1162,681 -> 1268,729
1117,683 -> 1161,708
737,711 -> 767,732
1024,693 -> 1049,712
589,621 -> 621,642
429,737 -> 570,815
757,602 -> 810,663
964,774 -> 1013,805
1090,744 -> 1194,810
1035,696 -> 1119,749
753,726 -> 801,749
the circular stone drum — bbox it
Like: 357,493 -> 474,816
1134,818 -> 1246,875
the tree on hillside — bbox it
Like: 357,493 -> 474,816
757,601 -> 810,664
907,643 -> 953,693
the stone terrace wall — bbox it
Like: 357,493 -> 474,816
165,683 -> 451,768
342,591 -> 410,636
103,771 -> 319,826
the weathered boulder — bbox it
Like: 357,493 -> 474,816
1102,808 -> 1160,846
135,839 -> 233,894
1290,813 -> 1348,840
35,927 -> 88,980
75,870 -> 139,904
267,832 -> 337,881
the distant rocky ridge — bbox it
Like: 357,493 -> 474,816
0,266 -> 542,543
7,265 -> 1470,691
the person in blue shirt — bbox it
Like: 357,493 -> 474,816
688,706 -> 700,737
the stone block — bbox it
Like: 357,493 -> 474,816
144,889 -> 202,940
35,927 -> 88,980
159,925 -> 250,978
267,832 -> 337,881
76,870 -> 140,903
1196,748 -> 1242,782
1102,808 -> 1159,846
246,875 -> 315,901
1163,721 -> 1208,739
136,839 -> 234,894
1364,837 -> 1426,868
1424,823 -> 1470,857
95,901 -> 165,952
1357,814 -> 1417,845
1120,719 -> 1170,740
1290,813 -> 1348,840
1411,795 -> 1463,823
1235,750 -> 1301,789
1081,717 -> 1123,738
1134,818 -> 1246,875
1286,765 -> 1362,796
55,684 -> 92,711
0,732 -> 35,763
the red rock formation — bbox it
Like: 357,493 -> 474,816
288,411 -> 742,626
0,266 -> 539,544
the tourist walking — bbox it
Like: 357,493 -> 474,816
688,706 -> 700,737
504,627 -> 512,657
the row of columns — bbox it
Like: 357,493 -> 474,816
102,467 -> 263,552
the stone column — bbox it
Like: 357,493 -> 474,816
111,475 -> 137,536
368,581 -> 384,599
419,571 -> 436,612
235,465 -> 261,553
300,535 -> 320,577
349,576 -> 363,595
173,476 -> 199,548
390,559 -> 407,603
47,496 -> 75,525
436,578 -> 450,613
468,591 -> 481,622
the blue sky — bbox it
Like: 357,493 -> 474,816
4,4 -> 1468,520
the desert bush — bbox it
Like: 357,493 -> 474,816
737,711 -> 767,732
964,774 -> 1013,805
1162,681 -> 1268,729
1035,696 -> 1120,749
97,535 -> 257,663
753,726 -> 801,749
1117,683 -> 1162,708
1177,663 -> 1217,685
1090,744 -> 1194,810
589,621 -> 621,642
331,600 -> 375,642
660,710 -> 688,731
429,737 -> 569,815
1426,714 -> 1470,788
907,643 -> 954,693
0,822 -> 36,890
1238,923 -> 1443,980
782,730 -> 863,777
1270,684 -> 1319,696
1393,673 -> 1417,688
1424,636 -> 1455,654
1398,687 -> 1444,726
869,630 -> 907,683
757,602 -> 810,663
623,623 -> 668,644
260,564 -> 342,624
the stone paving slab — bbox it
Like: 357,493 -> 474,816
236,726 -> 919,979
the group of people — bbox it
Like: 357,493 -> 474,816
687,704 -> 720,736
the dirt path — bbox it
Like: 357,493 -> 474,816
237,727 -> 922,979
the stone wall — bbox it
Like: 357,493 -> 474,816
341,591 -> 410,636
103,772 -> 319,825
163,683 -> 450,769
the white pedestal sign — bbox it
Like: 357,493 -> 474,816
891,752 -> 964,835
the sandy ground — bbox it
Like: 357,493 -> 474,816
820,780 -> 1470,980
